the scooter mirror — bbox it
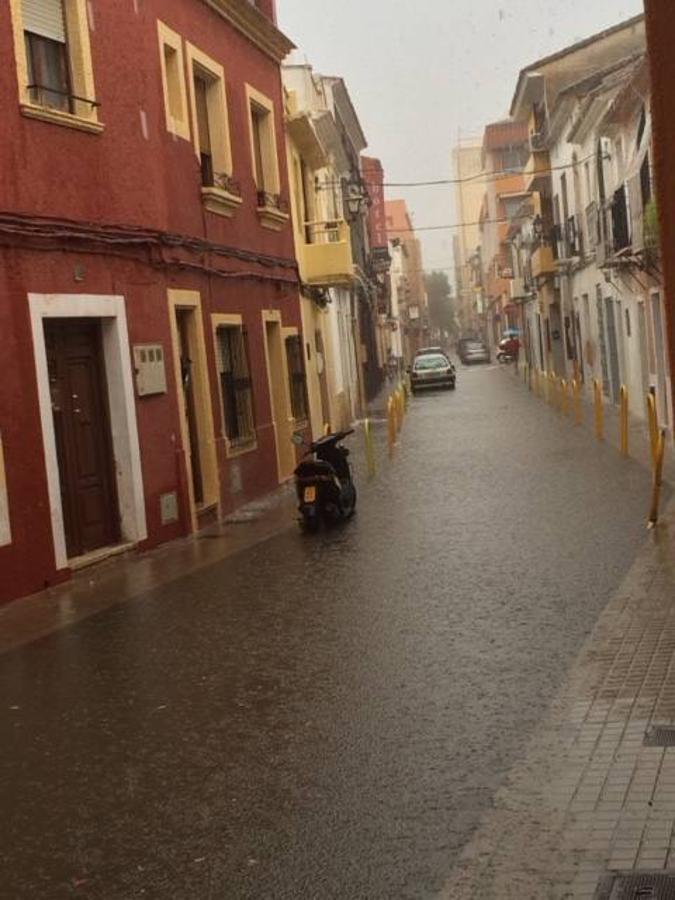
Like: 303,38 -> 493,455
291,431 -> 305,447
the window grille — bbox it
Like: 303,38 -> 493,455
216,327 -> 256,445
285,336 -> 308,422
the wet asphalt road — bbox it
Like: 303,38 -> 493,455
0,365 -> 654,899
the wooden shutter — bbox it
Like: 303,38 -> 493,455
194,74 -> 211,155
22,0 -> 67,43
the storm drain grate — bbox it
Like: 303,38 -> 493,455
595,872 -> 675,899
644,726 -> 675,747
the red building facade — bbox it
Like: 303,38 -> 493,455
645,1 -> 675,430
0,0 -> 307,604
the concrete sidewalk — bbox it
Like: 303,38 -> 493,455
0,483 -> 299,656
442,499 -> 675,896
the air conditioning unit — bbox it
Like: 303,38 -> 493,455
529,132 -> 546,152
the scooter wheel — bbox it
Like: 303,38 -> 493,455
342,484 -> 357,519
301,514 -> 320,534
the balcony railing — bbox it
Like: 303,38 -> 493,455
524,147 -> 551,193
531,242 -> 556,279
301,219 -> 353,286
257,191 -> 289,214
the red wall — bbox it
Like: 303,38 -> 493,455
644,1 -> 675,427
362,157 -> 387,251
0,1 -> 295,261
0,1 -> 302,603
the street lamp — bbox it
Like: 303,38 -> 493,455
345,177 -> 369,221
532,214 -> 544,242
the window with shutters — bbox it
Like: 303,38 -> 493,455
285,335 -> 309,422
23,0 -> 70,112
215,326 -> 256,448
157,21 -> 189,142
185,43 -> 240,217
11,0 -> 100,130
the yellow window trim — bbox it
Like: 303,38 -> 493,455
201,186 -> 243,218
211,313 -> 258,457
20,103 -> 104,133
282,326 -> 308,426
246,84 -> 287,231
157,21 -> 190,142
10,0 -> 100,126
185,42 -> 233,176
246,83 -> 281,193
167,289 -> 220,532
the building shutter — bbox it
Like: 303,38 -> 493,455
22,0 -> 67,43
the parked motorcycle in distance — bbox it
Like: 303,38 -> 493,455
496,336 -> 520,364
293,429 -> 357,533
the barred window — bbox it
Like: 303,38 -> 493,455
285,335 -> 308,421
216,326 -> 255,446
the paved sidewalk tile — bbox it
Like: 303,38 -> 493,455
439,497 -> 675,899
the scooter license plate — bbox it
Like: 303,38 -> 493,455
304,486 -> 317,502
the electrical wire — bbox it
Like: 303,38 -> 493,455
388,215 -> 515,234
321,152 -> 599,190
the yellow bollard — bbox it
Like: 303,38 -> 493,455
572,379 -> 583,425
619,385 -> 629,458
561,379 -> 569,417
648,428 -> 667,527
387,397 -> 396,456
364,418 -> 376,479
401,380 -> 409,412
324,422 -> 331,436
395,389 -> 404,433
593,379 -> 604,441
647,392 -> 659,468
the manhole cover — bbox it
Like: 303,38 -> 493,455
595,872 -> 675,899
644,726 -> 675,747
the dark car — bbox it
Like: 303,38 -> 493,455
410,353 -> 456,394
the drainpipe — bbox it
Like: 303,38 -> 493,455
644,1 -> 675,429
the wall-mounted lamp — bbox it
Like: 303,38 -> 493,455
345,178 -> 369,221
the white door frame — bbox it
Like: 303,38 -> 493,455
0,431 -> 10,547
29,293 -> 147,570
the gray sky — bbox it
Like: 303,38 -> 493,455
278,0 -> 644,278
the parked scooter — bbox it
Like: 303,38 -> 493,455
496,336 -> 519,364
293,429 -> 357,533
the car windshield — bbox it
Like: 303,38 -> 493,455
466,343 -> 484,351
414,355 -> 448,370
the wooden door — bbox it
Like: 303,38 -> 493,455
176,309 -> 204,505
45,319 -> 119,559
